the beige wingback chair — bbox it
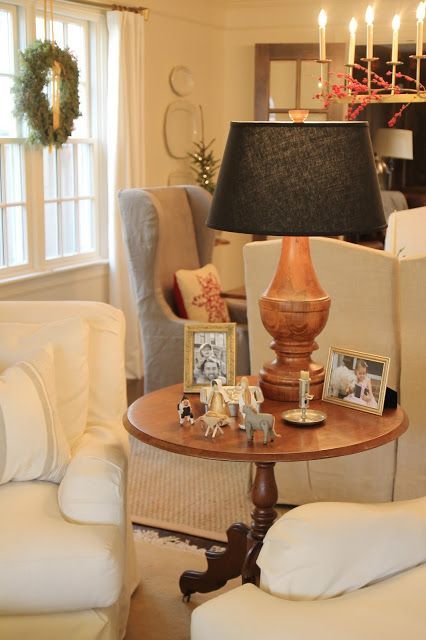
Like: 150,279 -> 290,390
118,186 -> 250,394
0,301 -> 137,640
244,237 -> 426,505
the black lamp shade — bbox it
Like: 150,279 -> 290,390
207,121 -> 386,236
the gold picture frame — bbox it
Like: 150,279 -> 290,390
322,347 -> 390,416
183,323 -> 236,393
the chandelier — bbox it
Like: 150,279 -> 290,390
316,3 -> 426,104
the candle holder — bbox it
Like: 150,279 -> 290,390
409,53 -> 426,91
386,60 -> 403,94
282,372 -> 327,426
315,58 -> 331,98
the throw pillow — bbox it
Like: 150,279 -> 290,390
0,317 -> 89,444
0,345 -> 71,485
174,263 -> 230,322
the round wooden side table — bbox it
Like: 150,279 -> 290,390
125,380 -> 408,600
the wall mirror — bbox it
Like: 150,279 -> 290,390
164,100 -> 199,159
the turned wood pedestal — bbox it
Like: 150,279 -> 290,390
124,379 -> 408,600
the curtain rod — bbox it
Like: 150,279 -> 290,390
64,0 -> 149,19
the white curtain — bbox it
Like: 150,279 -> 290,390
107,10 -> 145,379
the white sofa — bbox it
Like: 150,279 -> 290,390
191,498 -> 426,640
244,237 -> 426,505
0,301 -> 138,640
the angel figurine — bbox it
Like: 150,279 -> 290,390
197,378 -> 230,438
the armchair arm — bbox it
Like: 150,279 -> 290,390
58,425 -> 128,526
226,299 -> 247,325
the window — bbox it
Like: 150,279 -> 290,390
0,1 -> 105,279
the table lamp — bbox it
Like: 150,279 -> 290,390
207,120 -> 386,402
373,128 -> 413,190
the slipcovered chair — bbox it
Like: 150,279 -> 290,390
191,498 -> 426,640
244,237 -> 426,505
0,301 -> 138,640
118,185 -> 250,393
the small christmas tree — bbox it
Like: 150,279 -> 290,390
188,106 -> 220,194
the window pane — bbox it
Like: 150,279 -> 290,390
61,201 -> 76,255
53,20 -> 65,47
6,206 -> 26,266
72,84 -> 88,138
59,144 -> 74,197
44,202 -> 59,259
67,22 -> 86,81
300,60 -> 323,109
0,9 -> 14,74
77,144 -> 93,196
43,147 -> 57,199
4,145 -> 23,202
36,17 -> 64,45
269,61 -> 297,110
0,76 -> 16,137
36,15 -> 44,39
78,199 -> 94,252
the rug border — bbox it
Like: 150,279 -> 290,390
131,514 -> 229,543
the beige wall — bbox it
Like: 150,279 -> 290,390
144,0 -> 249,289
144,0 -> 226,187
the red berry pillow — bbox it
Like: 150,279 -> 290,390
173,264 -> 230,322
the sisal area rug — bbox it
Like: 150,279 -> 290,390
125,531 -> 239,640
128,438 -> 254,542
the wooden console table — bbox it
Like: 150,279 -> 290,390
125,380 -> 408,600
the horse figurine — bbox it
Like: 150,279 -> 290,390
243,405 -> 280,445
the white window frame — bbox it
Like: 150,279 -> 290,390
0,0 -> 107,283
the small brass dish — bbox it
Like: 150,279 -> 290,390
282,409 -> 326,426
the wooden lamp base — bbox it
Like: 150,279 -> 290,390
259,236 -> 331,402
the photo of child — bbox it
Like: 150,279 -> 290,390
324,348 -> 389,416
343,359 -> 379,409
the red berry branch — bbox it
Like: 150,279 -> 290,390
316,64 -> 425,127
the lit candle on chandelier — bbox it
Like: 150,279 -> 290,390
318,9 -> 327,60
391,14 -> 400,62
365,5 -> 374,58
348,17 -> 358,66
416,2 -> 425,57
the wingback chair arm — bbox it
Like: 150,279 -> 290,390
226,299 -> 248,325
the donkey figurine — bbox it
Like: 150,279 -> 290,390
243,405 -> 280,445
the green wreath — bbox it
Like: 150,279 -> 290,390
12,39 -> 80,148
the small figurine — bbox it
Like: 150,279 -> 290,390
197,378 -> 230,438
236,376 -> 264,430
243,405 -> 280,445
198,414 -> 227,439
177,395 -> 194,425
205,379 -> 230,421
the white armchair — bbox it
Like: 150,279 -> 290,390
191,498 -> 426,640
0,301 -> 137,640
